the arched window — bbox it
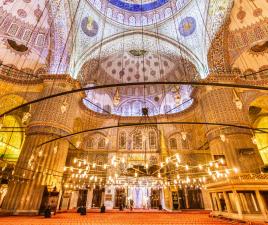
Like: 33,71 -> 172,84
23,29 -> 31,41
119,132 -> 126,149
133,131 -> 142,149
98,138 -> 105,149
170,138 -> 177,149
149,131 -> 157,149
149,156 -> 158,166
36,34 -> 45,46
163,105 -> 172,113
87,138 -> 94,149
96,155 -> 105,166
8,24 -> 19,36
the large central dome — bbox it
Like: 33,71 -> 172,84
108,0 -> 169,12
88,0 -> 192,26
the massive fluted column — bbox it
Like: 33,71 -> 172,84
200,88 -> 263,173
2,75 -> 78,215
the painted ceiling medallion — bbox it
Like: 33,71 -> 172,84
179,17 -> 196,37
17,9 -> 27,18
81,17 -> 99,37
34,4 -> 43,20
237,6 -> 246,23
253,8 -> 262,17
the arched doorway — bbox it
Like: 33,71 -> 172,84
249,95 -> 268,167
0,94 -> 27,207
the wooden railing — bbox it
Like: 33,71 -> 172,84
0,64 -> 42,83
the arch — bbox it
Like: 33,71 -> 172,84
98,137 -> 105,149
149,131 -> 157,149
86,137 -> 94,149
73,31 -> 207,79
0,94 -> 27,163
72,117 -> 83,147
0,115 -> 24,163
249,95 -> 268,165
169,138 -> 177,149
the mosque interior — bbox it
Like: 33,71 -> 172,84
0,0 -> 268,224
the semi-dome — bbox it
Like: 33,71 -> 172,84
80,50 -> 196,116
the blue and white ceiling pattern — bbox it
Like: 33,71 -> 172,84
65,0 -> 232,116
87,0 -> 192,27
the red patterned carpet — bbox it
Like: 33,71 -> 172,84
0,212 -> 249,225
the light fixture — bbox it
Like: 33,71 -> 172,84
22,112 -> 31,124
60,99 -> 69,114
233,89 -> 243,110
174,92 -> 181,106
38,150 -> 43,157
234,98 -> 243,110
220,134 -> 226,142
75,140 -> 81,148
181,132 -> 187,141
113,88 -> 120,106
176,154 -> 180,162
53,145 -> 58,154
233,167 -> 239,174
251,136 -> 257,145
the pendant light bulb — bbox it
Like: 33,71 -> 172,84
220,134 -> 226,142
113,88 -> 120,106
60,99 -> 68,114
181,132 -> 187,141
252,136 -> 257,145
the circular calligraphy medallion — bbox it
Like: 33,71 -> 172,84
81,17 -> 99,37
178,17 -> 196,37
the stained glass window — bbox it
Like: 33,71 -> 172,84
170,138 -> 177,149
119,132 -> 126,149
98,138 -> 105,149
149,131 -> 157,149
133,131 -> 142,149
